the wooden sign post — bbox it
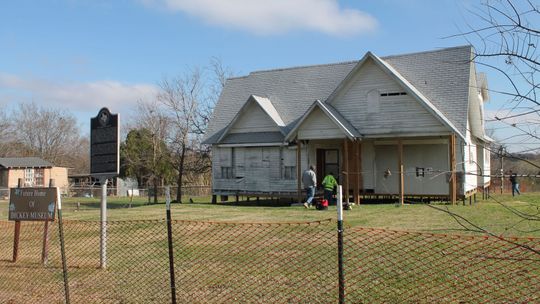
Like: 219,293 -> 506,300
90,107 -> 120,269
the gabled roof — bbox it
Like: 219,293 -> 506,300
204,45 -> 474,144
325,51 -> 465,140
285,100 -> 361,141
213,94 -> 285,144
0,157 -> 54,169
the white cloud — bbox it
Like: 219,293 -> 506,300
145,0 -> 377,36
0,73 -> 159,114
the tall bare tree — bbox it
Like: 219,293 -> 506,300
158,68 -> 205,203
11,102 -> 83,166
434,0 -> 540,240
459,0 -> 540,152
158,59 -> 233,203
0,108 -> 13,157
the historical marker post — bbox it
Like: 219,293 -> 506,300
90,107 -> 120,269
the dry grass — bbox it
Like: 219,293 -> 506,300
0,193 -> 538,303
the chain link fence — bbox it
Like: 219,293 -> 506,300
0,218 -> 538,303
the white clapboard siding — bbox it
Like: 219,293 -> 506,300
213,145 -> 301,193
332,59 -> 448,135
402,144 -> 449,195
361,141 -> 375,189
229,101 -> 281,134
374,145 -> 399,194
297,107 -> 345,140
482,145 -> 491,186
372,143 -> 450,195
463,128 -> 478,193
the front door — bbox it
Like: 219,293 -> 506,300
316,149 -> 340,187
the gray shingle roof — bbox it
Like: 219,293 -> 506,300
204,45 -> 472,144
0,157 -> 54,169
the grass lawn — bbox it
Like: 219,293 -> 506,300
0,193 -> 538,303
1,192 -> 538,237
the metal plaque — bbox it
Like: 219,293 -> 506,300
8,188 -> 58,221
90,107 -> 120,176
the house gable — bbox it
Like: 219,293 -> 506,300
229,101 -> 282,134
287,100 -> 360,140
297,107 -> 345,140
216,95 -> 285,144
328,54 -> 462,139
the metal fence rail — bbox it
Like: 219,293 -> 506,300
0,219 -> 538,303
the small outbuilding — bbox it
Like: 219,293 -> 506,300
203,46 -> 491,204
0,157 -> 69,196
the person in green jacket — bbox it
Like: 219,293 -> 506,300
322,172 -> 338,204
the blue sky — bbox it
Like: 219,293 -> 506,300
0,0 -> 530,150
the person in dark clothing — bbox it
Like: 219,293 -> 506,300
509,170 -> 521,196
302,165 -> 317,208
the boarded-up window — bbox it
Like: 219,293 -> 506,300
367,89 -> 380,113
219,148 -> 234,179
281,147 -> 297,180
234,148 -> 245,178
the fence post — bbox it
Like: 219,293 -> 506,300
57,185 -> 71,304
165,186 -> 177,304
12,178 -> 23,262
337,185 -> 345,304
42,179 -> 54,265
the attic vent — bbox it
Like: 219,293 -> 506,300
380,92 -> 407,97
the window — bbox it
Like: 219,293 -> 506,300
219,147 -> 234,179
34,168 -> 45,186
221,167 -> 234,179
24,169 -> 34,187
283,166 -> 296,180
281,147 -> 297,180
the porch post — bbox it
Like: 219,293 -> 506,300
354,140 -> 361,205
297,139 -> 302,204
398,140 -> 404,205
449,134 -> 457,205
343,139 -> 349,204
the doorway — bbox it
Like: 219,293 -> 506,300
316,149 -> 340,187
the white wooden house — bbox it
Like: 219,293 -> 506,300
203,46 -> 491,204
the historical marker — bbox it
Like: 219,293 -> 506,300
90,107 -> 120,270
91,107 -> 120,176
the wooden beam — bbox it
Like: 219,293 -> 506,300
343,139 -> 349,204
398,140 -> 404,206
449,134 -> 457,205
297,140 -> 302,204
354,140 -> 361,205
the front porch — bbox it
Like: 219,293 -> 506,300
294,135 -> 459,205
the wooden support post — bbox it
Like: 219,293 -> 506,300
297,140 -> 302,204
12,221 -> 21,263
449,134 -> 457,205
398,140 -> 404,206
12,178 -> 23,263
354,140 -> 361,205
343,139 -> 349,204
